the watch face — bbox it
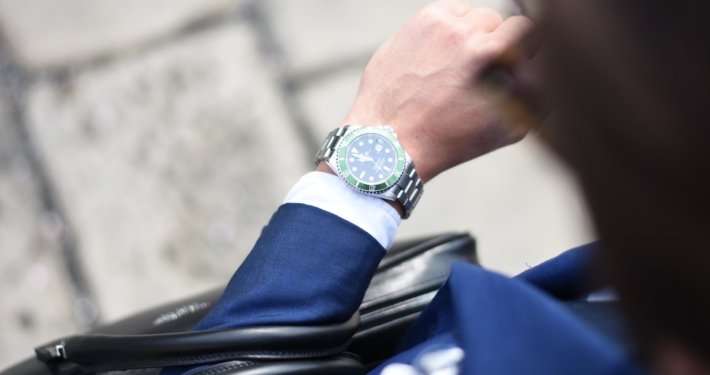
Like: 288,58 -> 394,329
345,133 -> 397,185
337,127 -> 406,193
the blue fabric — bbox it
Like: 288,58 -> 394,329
161,203 -> 385,375
380,260 -> 645,375
450,262 -> 645,375
516,242 -> 603,298
195,203 -> 385,329
394,243 -> 602,355
162,203 -> 646,375
395,273 -> 457,353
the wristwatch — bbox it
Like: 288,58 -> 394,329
315,125 -> 423,219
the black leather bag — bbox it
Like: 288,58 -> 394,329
2,233 -> 477,375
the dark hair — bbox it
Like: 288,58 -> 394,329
542,0 -> 710,360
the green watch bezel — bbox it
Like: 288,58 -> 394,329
336,127 -> 406,193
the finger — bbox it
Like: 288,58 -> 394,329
463,8 -> 504,33
492,16 -> 535,46
432,0 -> 473,17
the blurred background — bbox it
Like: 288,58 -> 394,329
0,0 -> 595,369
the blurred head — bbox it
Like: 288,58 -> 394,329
487,0 -> 710,372
540,0 -> 710,372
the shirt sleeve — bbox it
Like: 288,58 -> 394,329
283,171 -> 402,249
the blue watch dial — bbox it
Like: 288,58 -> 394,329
345,133 -> 397,185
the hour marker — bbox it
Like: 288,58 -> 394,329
368,139 -> 373,144
359,141 -> 364,146
349,158 -> 354,162
359,171 -> 365,179
369,176 -> 374,181
385,149 -> 390,153
388,158 -> 392,162
383,166 -> 391,171
352,167 -> 357,171
352,147 -> 359,154
378,174 -> 384,179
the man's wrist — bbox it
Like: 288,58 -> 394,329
316,161 -> 407,218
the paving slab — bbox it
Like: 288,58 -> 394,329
0,87 -> 78,369
0,0 -> 240,68
25,23 -> 309,322
265,0 -> 510,74
297,67 -> 595,276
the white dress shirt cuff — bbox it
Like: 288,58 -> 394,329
283,171 -> 401,249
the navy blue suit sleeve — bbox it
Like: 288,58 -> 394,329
162,203 -> 385,375
193,203 -> 386,329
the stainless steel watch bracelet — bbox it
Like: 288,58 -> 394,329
314,126 -> 351,167
314,126 -> 423,219
388,160 -> 423,219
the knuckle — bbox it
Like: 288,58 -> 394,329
446,0 -> 474,15
418,6 -> 448,26
478,8 -> 503,24
448,23 -> 472,44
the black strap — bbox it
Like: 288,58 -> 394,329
189,354 -> 366,375
35,313 -> 359,375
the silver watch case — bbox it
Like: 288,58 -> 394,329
315,125 -> 423,219
325,126 -> 412,202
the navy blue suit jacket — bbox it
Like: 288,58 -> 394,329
163,203 -> 647,375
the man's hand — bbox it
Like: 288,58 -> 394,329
334,0 -> 534,183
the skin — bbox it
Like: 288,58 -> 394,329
318,0 -> 533,216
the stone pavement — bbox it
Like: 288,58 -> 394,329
0,0 -> 594,369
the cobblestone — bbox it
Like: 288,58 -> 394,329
0,85 -> 78,369
297,66 -> 363,137
0,0 -> 240,68
24,23 -> 309,323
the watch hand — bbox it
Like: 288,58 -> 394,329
372,159 -> 386,174
356,154 -> 373,162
